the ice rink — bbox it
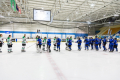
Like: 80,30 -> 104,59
0,42 -> 120,80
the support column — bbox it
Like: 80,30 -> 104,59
12,23 -> 14,38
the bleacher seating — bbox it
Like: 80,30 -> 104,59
97,25 -> 120,36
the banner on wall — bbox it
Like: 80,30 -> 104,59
5,31 -> 10,34
10,0 -> 16,11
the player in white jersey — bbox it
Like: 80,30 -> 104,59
21,34 -> 27,52
7,35 -> 13,53
0,34 -> 4,53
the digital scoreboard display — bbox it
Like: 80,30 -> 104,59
33,9 -> 51,22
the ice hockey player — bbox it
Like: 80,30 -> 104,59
89,37 -> 94,50
68,37 -> 72,51
21,34 -> 27,52
70,36 -> 73,50
7,35 -> 13,53
102,37 -> 107,51
76,37 -> 82,51
94,36 -> 99,51
65,37 -> 69,50
109,37 -> 114,52
56,37 -> 61,52
98,37 -> 102,49
113,38 -> 118,52
0,34 -> 4,53
37,36 -> 42,53
36,35 -> 39,50
84,37 -> 89,50
47,38 -> 51,52
53,37 -> 57,50
42,37 -> 47,51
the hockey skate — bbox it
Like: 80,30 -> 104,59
37,48 -> 42,53
8,51 -> 11,53
21,49 -> 26,52
49,49 -> 51,53
78,49 -> 81,51
10,50 -> 13,52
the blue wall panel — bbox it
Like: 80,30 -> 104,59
0,31 -> 88,38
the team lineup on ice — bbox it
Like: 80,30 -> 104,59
0,34 -> 119,53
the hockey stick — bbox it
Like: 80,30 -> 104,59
27,43 -> 36,49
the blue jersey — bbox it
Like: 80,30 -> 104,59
98,39 -> 102,44
56,38 -> 61,45
68,39 -> 72,45
89,39 -> 94,44
114,40 -> 118,45
77,39 -> 82,45
109,39 -> 114,43
89,39 -> 92,44
103,38 -> 107,44
84,39 -> 89,44
47,39 -> 51,46
94,38 -> 99,44
37,39 -> 42,45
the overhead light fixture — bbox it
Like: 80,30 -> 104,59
77,26 -> 79,27
90,4 -> 95,7
67,19 -> 69,21
41,8 -> 44,9
89,26 -> 91,27
10,21 -> 13,24
87,21 -> 91,24
0,15 -> 4,18
103,15 -> 106,17
114,14 -> 119,17
8,13 -> 10,16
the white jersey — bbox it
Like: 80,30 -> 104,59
7,37 -> 12,45
22,36 -> 26,44
53,38 -> 56,44
0,37 -> 3,43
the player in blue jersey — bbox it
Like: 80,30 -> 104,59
56,37 -> 61,52
84,37 -> 89,50
37,36 -> 42,53
76,37 -> 82,51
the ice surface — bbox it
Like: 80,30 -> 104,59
0,42 -> 120,80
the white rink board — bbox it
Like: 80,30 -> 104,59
32,34 -> 47,38
66,35 -> 75,38
62,35 -> 66,39
48,34 -> 61,38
